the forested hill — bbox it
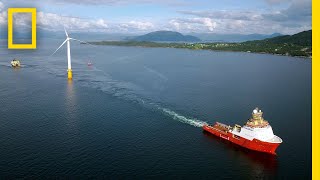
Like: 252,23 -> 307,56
260,30 -> 311,46
91,30 -> 312,58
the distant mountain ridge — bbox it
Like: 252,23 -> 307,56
188,32 -> 283,42
126,31 -> 201,42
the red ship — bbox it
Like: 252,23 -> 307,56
203,108 -> 282,155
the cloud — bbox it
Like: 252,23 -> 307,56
0,3 -> 7,31
0,8 -> 155,33
0,11 -> 108,31
0,2 -> 4,11
0,2 -> 6,26
119,21 -> 154,31
13,13 -> 32,27
0,0 -> 156,33
178,10 -> 262,21
37,12 -> 156,33
37,12 -> 108,31
175,0 -> 311,34
47,0 -> 190,6
264,0 -> 291,5
263,0 -> 311,22
169,18 -> 217,32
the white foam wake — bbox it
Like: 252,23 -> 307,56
160,108 -> 208,127
62,64 -> 208,128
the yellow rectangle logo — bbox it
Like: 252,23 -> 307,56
8,8 -> 37,49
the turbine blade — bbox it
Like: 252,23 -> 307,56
70,38 -> 95,46
51,39 -> 68,56
64,27 -> 69,37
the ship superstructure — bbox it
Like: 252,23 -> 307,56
203,108 -> 282,155
11,58 -> 21,67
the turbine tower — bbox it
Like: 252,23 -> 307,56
52,27 -> 92,79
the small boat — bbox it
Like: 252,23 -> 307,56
87,61 -> 93,66
203,108 -> 282,155
11,58 -> 21,67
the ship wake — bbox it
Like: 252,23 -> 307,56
42,58 -> 208,128
160,108 -> 208,127
75,67 -> 208,128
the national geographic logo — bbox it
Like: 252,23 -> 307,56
7,8 -> 37,49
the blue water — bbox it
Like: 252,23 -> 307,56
0,39 -> 311,178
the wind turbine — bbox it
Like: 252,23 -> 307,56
51,27 -> 92,80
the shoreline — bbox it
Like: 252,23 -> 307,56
89,41 -> 312,59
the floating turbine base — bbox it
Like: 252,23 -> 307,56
68,69 -> 73,79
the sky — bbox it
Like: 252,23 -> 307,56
0,0 -> 312,35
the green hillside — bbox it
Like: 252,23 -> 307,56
263,30 -> 311,46
226,30 -> 312,57
91,30 -> 312,58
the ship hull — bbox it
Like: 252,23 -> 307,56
203,125 -> 280,155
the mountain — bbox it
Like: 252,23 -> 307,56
262,30 -> 311,46
128,31 -> 201,42
188,32 -> 283,42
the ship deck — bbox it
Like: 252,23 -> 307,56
207,122 -> 230,133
